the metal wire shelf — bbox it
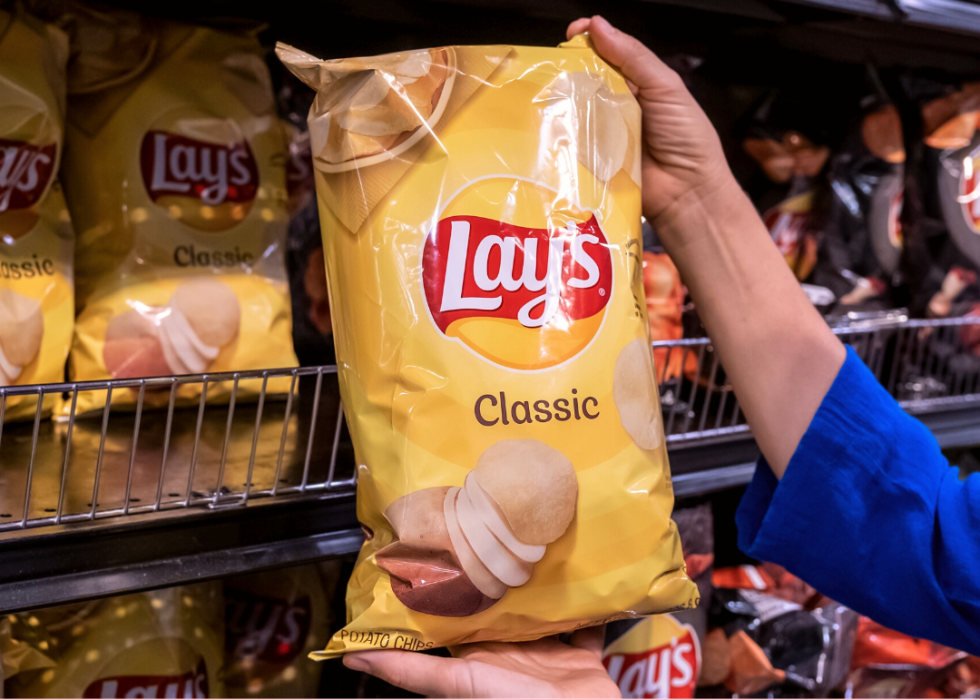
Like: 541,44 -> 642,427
0,366 -> 355,536
655,313 -> 980,446
3,314 -> 980,540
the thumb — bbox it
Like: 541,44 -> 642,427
586,15 -> 683,96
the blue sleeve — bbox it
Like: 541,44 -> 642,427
736,347 -> 980,654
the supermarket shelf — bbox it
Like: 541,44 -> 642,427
0,490 -> 361,615
673,460 -> 758,499
3,317 -> 980,611
776,0 -> 896,19
909,399 -> 980,448
0,365 -> 362,614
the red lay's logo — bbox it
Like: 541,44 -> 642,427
140,130 -> 259,232
225,589 -> 311,665
0,139 -> 56,212
604,626 -> 699,699
422,213 -> 612,370
141,131 -> 257,205
83,659 -> 209,698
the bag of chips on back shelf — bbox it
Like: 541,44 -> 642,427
603,614 -> 700,699
846,617 -> 980,698
56,7 -> 295,416
742,91 -> 832,284
899,73 -> 980,320
4,583 -> 225,698
812,95 -> 905,315
222,561 -> 340,698
0,10 -> 73,421
601,503 -> 714,698
704,569 -> 858,697
1,616 -> 57,687
278,34 -> 696,657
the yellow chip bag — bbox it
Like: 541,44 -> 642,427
278,35 -> 697,657
0,10 -> 73,421
5,583 -> 226,698
60,9 -> 295,415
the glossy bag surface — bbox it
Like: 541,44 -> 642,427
279,35 -> 696,658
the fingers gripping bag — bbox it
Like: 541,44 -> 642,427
0,10 -> 73,421
277,35 -> 697,657
59,8 -> 296,416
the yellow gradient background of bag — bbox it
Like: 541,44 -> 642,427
0,11 -> 72,421
5,583 -> 226,698
62,16 -> 296,416
285,38 -> 697,658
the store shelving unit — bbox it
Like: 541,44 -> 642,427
2,315 -> 979,613
4,0 -> 980,619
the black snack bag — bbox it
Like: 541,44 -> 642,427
708,588 -> 858,697
813,76 -> 906,315
898,73 -> 980,319
742,95 -> 830,284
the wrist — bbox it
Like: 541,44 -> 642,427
649,168 -> 753,248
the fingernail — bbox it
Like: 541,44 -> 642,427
344,654 -> 370,672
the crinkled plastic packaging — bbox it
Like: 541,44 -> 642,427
222,562 -> 339,697
59,9 -> 295,416
0,10 -> 73,421
4,583 -> 225,698
278,35 -> 696,658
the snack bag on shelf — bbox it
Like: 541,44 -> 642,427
278,35 -> 696,657
742,92 -> 831,283
600,503 -> 713,698
222,561 -> 340,698
846,617 -> 980,698
703,569 -> 858,696
900,74 -> 980,319
643,248 -> 696,383
0,10 -> 73,421
1,616 -> 57,688
57,7 -> 295,416
4,583 -> 226,698
813,94 -> 905,315
603,614 -> 700,699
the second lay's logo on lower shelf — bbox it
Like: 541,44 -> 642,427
225,589 -> 311,665
83,658 -> 209,699
421,177 -> 612,371
603,615 -> 699,699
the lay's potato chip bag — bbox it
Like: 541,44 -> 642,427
5,583 -> 225,698
0,10 -> 73,421
59,8 -> 295,415
278,35 -> 697,658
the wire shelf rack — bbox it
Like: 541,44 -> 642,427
0,367 -> 355,536
656,312 -> 980,445
3,313 -> 980,539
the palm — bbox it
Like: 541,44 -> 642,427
343,628 -> 618,698
453,637 -> 618,697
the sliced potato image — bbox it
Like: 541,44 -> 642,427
613,338 -> 663,450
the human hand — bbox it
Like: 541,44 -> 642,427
342,625 -> 619,698
566,15 -> 731,223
